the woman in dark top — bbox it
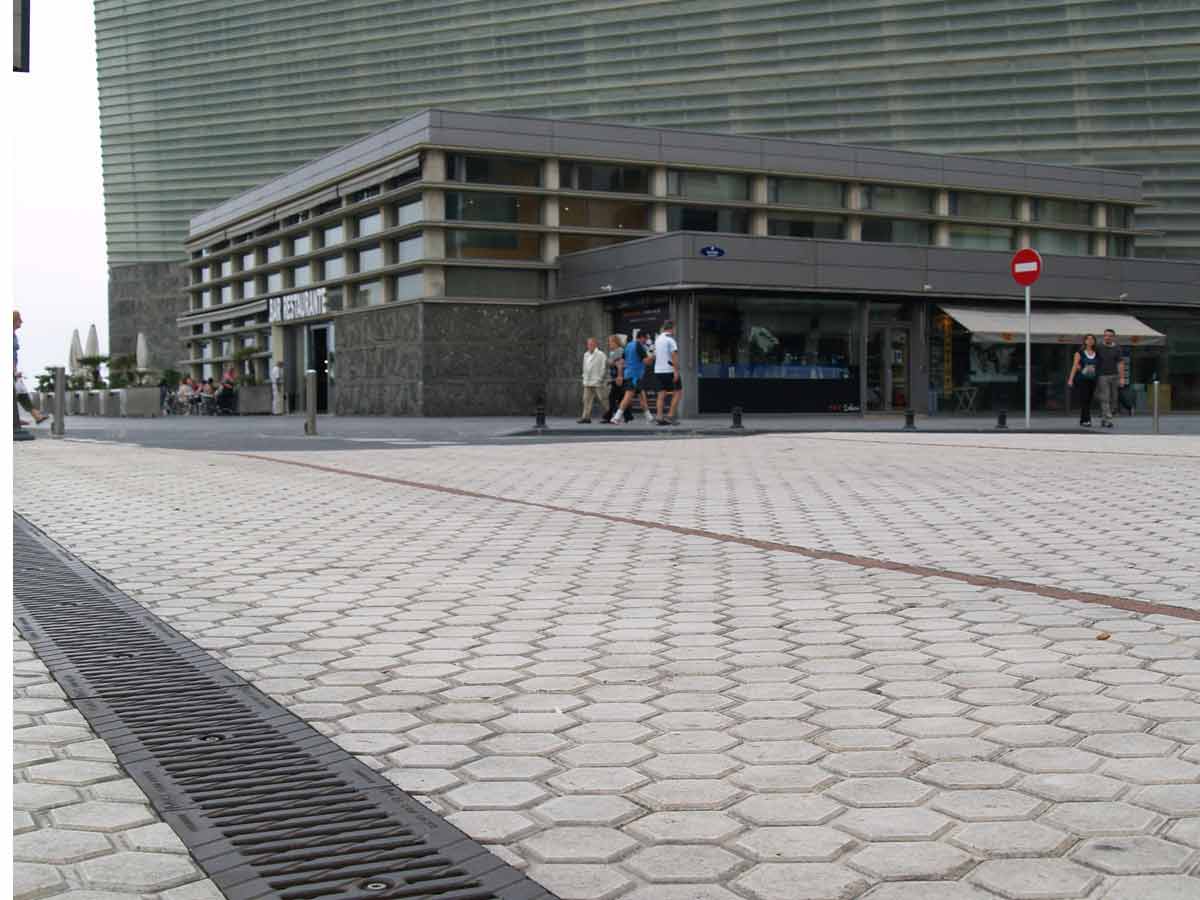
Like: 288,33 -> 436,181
1067,333 -> 1100,427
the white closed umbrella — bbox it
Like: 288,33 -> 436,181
136,333 -> 150,370
85,324 -> 99,358
69,330 -> 83,375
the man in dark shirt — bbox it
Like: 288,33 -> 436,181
1096,328 -> 1125,428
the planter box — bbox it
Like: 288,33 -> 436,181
237,384 -> 273,415
124,387 -> 161,417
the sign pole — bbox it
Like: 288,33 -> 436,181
1025,284 -> 1031,430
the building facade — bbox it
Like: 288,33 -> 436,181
183,110 -> 1200,417
98,1 -> 1200,369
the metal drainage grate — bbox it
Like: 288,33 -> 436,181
13,515 -> 558,900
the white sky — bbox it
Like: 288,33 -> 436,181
10,1 -> 108,382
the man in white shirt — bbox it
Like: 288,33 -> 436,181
270,360 -> 285,415
578,337 -> 608,423
653,321 -> 680,425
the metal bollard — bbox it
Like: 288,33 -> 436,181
730,405 -> 744,429
995,409 -> 1008,430
51,367 -> 65,438
903,408 -> 916,430
534,403 -> 547,430
304,369 -> 317,435
1153,378 -> 1160,434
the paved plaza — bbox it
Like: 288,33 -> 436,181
13,431 -> 1200,899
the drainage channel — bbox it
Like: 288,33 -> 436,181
12,515 -> 557,900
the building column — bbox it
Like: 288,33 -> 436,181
934,189 -> 951,247
1091,203 -> 1108,257
846,182 -> 864,241
677,293 -> 699,419
542,159 -> 560,263
652,165 -> 668,232
751,174 -> 769,236
423,148 -> 447,183
1018,196 -> 1033,249
912,302 -> 930,414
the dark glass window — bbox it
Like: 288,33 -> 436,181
559,198 -> 650,230
447,154 -> 541,187
1108,205 -> 1133,230
1032,198 -> 1092,226
353,280 -> 385,307
767,214 -> 846,239
862,185 -> 934,214
445,192 -> 539,224
948,225 -> 1016,250
445,229 -> 541,260
559,234 -> 634,254
949,191 -> 1017,220
666,206 -> 751,233
768,178 -> 845,208
1108,234 -> 1134,257
861,219 -> 933,244
667,170 -> 750,201
559,161 -> 650,193
1033,229 -> 1090,255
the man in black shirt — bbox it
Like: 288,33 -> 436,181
1096,328 -> 1125,428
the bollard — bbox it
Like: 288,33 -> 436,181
903,408 -> 916,430
730,405 -> 744,429
51,367 -> 65,438
534,403 -> 547,430
995,409 -> 1008,430
1153,378 -> 1160,434
304,369 -> 317,435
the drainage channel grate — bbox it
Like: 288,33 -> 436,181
13,515 -> 558,900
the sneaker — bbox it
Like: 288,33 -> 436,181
643,410 -> 655,424
656,418 -> 671,426
576,418 -> 591,424
667,418 -> 680,426
609,415 -> 624,425
1081,420 -> 1092,427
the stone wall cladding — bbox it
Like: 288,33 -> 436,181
107,262 -> 189,371
334,304 -> 423,415
541,298 -> 608,417
421,303 -> 544,416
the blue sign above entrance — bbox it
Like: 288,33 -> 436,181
699,245 -> 726,258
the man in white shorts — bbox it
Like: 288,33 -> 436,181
653,321 -> 680,425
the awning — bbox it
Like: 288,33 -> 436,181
939,305 -> 1165,346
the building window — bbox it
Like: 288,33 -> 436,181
239,251 -> 256,271
220,285 -> 233,303
559,234 -> 634,254
667,170 -> 750,202
323,255 -> 345,278
949,191 -> 1017,220
1033,229 -> 1091,255
292,233 -> 311,255
445,267 -> 544,299
200,290 -> 212,309
347,185 -> 380,204
1108,205 -> 1133,230
667,206 -> 751,233
948,224 -> 1016,251
767,214 -> 846,239
861,219 -> 933,244
357,211 -> 382,237
445,191 -> 539,224
445,229 -> 542,260
396,199 -> 422,227
322,223 -> 344,247
241,278 -> 256,298
218,258 -> 232,278
266,241 -> 283,263
447,153 -> 541,187
768,178 -> 845,208
559,161 -> 650,194
291,264 -> 311,287
1032,198 -> 1092,226
353,280 -> 385,307
357,243 -> 384,272
266,271 -> 283,292
395,234 -> 423,263
195,266 -> 209,285
395,272 -> 423,301
559,198 -> 650,230
861,185 -> 935,214
1108,234 -> 1134,257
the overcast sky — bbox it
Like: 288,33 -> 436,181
12,2 -> 108,382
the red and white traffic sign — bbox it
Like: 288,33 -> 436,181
1011,248 -> 1043,286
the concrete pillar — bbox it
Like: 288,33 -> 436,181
934,189 -> 951,247
423,149 -> 447,183
847,217 -> 863,241
653,205 -> 669,233
847,183 -> 864,241
424,189 -> 445,222
751,173 -> 769,236
542,158 -> 560,191
542,232 -> 559,263
1091,203 -> 1107,257
652,165 -> 669,233
679,293 -> 699,418
423,265 -> 445,298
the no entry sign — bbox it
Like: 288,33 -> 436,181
1011,248 -> 1043,286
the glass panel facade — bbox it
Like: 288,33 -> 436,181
357,211 -> 382,236
447,153 -> 541,187
395,234 -> 423,263
291,264 -> 311,287
322,223 -> 344,246
862,219 -> 933,244
197,266 -> 210,284
358,243 -> 383,271
323,255 -> 345,278
445,191 -> 539,224
862,184 -> 934,214
266,241 -> 283,262
266,271 -> 283,292
767,213 -> 845,239
1108,205 -> 1133,230
445,229 -> 541,260
559,198 -> 650,230
668,170 -> 750,201
948,224 -> 1016,250
200,290 -> 211,309
395,271 -> 423,301
1033,198 -> 1092,225
559,234 -> 633,254
768,178 -> 845,208
395,200 -> 422,226
353,279 -> 385,307
560,161 -> 650,193
292,233 -> 311,255
667,206 -> 751,233
1034,229 -> 1091,255
949,191 -> 1017,220
1108,234 -> 1134,257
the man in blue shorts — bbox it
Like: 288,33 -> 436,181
610,330 -> 655,424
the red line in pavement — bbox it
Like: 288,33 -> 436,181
786,436 -> 1200,460
237,453 -> 1200,622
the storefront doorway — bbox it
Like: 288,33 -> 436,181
867,326 -> 910,411
308,324 -> 333,413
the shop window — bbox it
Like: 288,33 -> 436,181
667,170 -> 750,202
292,233 -> 311,255
322,223 -> 344,247
949,191 -> 1016,220
861,219 -> 933,244
357,211 -> 382,236
559,234 -> 633,254
291,264 -> 311,287
354,280 -> 385,307
395,199 -> 422,227
768,214 -> 845,239
666,206 -> 750,233
768,178 -> 845,208
1033,229 -> 1090,255
1032,198 -> 1092,225
559,161 -> 650,194
861,184 -> 934,214
948,225 -> 1016,251
559,198 -> 650,230
447,153 -> 541,187
265,241 -> 283,263
358,243 -> 384,272
241,278 -> 256,299
323,255 -> 345,278
445,229 -> 541,260
395,272 -> 423,301
395,234 -> 423,263
445,192 -> 539,224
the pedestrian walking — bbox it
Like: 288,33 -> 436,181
610,330 -> 655,424
578,337 -> 608,423
270,360 -> 285,415
605,335 -> 626,422
653,321 -> 681,425
1095,328 -> 1125,428
13,311 -> 50,427
1067,333 -> 1100,427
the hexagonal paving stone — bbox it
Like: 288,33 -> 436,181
833,808 -> 954,842
733,826 -> 857,862
50,801 -> 157,832
25,760 -> 121,786
730,794 -> 843,826
628,811 -> 744,844
13,862 -> 66,900
950,822 -> 1072,858
734,862 -> 868,900
521,826 -> 637,863
547,767 -> 649,795
387,745 -> 479,768
1078,733 -> 1177,758
460,756 -> 559,781
825,777 -> 933,808
635,778 -> 743,811
918,761 -> 1020,789
13,782 -> 83,811
625,845 -> 744,883
13,827 -> 112,864
526,863 -> 632,900
820,751 -> 918,776
931,790 -> 1044,821
1042,801 -> 1160,836
1100,875 -> 1200,899
849,842 -> 974,881
1021,773 -> 1127,802
1003,748 -> 1102,774
972,858 -> 1101,899
556,743 -> 651,767
532,795 -> 640,826
384,768 -> 461,793
446,810 -> 538,843
860,884 -> 993,899
731,741 -> 825,765
640,753 -> 739,779
79,851 -> 198,892
1072,836 -> 1195,875
444,781 -> 549,810
124,822 -> 189,854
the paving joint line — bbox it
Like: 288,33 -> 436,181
778,434 -> 1200,460
236,452 -> 1200,622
